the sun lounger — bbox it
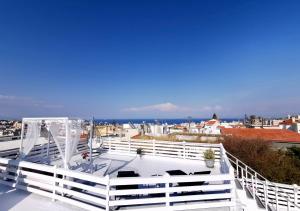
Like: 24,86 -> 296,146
116,171 -> 140,190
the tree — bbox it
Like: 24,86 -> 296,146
212,113 -> 218,120
287,146 -> 300,160
222,137 -> 300,185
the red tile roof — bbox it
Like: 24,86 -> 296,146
279,119 -> 294,125
174,125 -> 186,129
221,128 -> 300,143
205,120 -> 218,126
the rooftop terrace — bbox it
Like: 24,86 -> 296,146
0,136 -> 299,211
0,137 -> 235,211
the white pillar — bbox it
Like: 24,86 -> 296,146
241,168 -> 244,190
264,181 -> 268,210
245,166 -> 248,189
164,173 -> 170,207
64,119 -> 69,169
89,119 -> 93,172
19,120 -> 25,158
229,164 -> 236,211
47,130 -> 50,158
236,160 -> 239,179
105,175 -> 110,211
275,184 -> 279,210
52,165 -> 57,201
254,172 -> 257,195
251,175 -> 255,198
129,138 -> 131,153
152,139 -> 156,155
294,184 -> 298,207
108,137 -> 111,151
183,141 -> 186,159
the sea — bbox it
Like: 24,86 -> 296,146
94,118 -> 241,125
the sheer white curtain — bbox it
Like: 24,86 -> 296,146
49,121 -> 66,165
65,121 -> 81,167
20,118 -> 82,169
49,120 -> 82,169
20,121 -> 40,158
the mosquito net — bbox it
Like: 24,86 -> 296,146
20,121 -> 41,158
20,117 -> 83,169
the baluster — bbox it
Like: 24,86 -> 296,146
129,139 -> 131,153
251,175 -> 255,199
294,184 -> 298,207
264,181 -> 268,211
108,137 -> 111,151
255,172 -> 258,195
245,166 -> 248,188
52,165 -> 57,201
164,173 -> 170,207
105,175 -> 110,211
183,141 -> 186,159
241,168 -> 245,190
236,159 -> 239,179
275,184 -> 278,211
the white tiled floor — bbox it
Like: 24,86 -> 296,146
0,184 -> 81,211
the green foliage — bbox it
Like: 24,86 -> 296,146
204,148 -> 215,160
287,146 -> 300,160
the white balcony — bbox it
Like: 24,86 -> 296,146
0,138 -> 236,211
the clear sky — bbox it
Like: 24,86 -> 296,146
0,0 -> 300,119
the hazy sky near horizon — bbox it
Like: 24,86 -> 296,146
0,0 -> 300,119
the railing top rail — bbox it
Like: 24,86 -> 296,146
109,173 -> 233,186
104,137 -> 223,148
0,157 -> 54,172
219,144 -> 234,175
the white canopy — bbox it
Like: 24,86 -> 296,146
20,117 -> 83,169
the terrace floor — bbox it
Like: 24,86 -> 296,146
0,184 -> 81,211
60,152 -> 224,177
0,151 -> 233,211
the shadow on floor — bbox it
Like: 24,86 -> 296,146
0,184 -> 30,211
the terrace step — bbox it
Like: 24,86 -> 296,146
234,179 -> 266,211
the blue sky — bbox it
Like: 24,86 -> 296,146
0,0 -> 300,119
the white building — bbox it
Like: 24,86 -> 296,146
147,124 -> 168,136
200,119 -> 221,135
291,122 -> 300,133
279,118 -> 300,133
122,123 -> 139,138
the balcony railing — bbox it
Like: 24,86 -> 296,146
226,151 -> 300,211
0,138 -> 236,211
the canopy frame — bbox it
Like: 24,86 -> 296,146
20,117 -> 83,169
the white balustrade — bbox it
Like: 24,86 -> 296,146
226,151 -> 300,211
0,138 -> 236,211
